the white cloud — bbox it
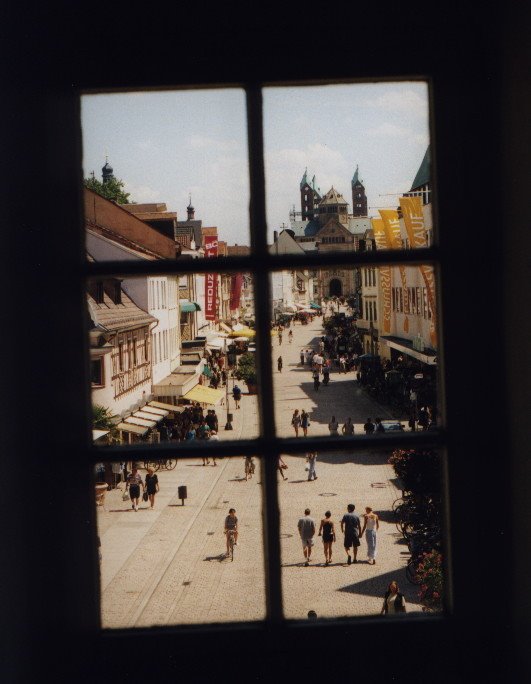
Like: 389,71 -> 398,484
188,135 -> 240,152
126,184 -> 162,203
366,123 -> 410,138
363,88 -> 428,116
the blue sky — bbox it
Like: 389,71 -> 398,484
81,82 -> 429,245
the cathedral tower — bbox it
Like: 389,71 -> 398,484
300,169 -> 321,221
351,165 -> 367,217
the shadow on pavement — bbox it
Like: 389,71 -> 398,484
337,567 -> 409,599
282,450 -> 390,466
204,554 -> 228,563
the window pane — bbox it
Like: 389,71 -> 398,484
272,264 -> 439,439
264,82 -> 432,254
89,271 -> 259,446
278,448 -> 443,619
95,457 -> 266,627
82,89 -> 250,259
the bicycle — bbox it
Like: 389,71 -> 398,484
227,529 -> 236,561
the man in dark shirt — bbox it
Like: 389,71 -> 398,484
364,417 -> 375,434
341,503 -> 362,564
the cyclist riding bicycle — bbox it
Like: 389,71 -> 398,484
244,456 -> 255,480
224,508 -> 239,556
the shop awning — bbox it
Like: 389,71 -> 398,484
140,405 -> 169,417
92,429 -> 109,442
380,336 -> 437,365
207,337 -> 226,349
133,410 -> 165,422
183,385 -> 224,405
219,322 -> 232,333
228,327 -> 255,338
310,302 -> 321,309
124,416 -> 157,428
116,422 -> 148,436
148,400 -> 180,412
180,301 -> 201,313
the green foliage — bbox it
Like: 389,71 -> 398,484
84,175 -> 131,204
388,449 -> 441,495
92,404 -> 114,429
235,352 -> 257,385
417,550 -> 443,611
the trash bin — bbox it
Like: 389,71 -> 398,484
178,485 -> 187,505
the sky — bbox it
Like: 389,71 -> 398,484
81,82 -> 429,246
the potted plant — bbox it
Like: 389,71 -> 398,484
235,352 -> 258,394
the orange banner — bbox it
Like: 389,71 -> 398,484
400,196 -> 437,347
379,209 -> 409,333
371,218 -> 392,334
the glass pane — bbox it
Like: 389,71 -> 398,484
271,264 -> 439,438
264,82 -> 433,253
278,448 -> 443,619
82,89 -> 250,258
95,457 -> 266,627
89,271 -> 259,446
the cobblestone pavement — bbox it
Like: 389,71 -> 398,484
97,314 -> 424,628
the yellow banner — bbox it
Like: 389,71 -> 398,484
371,218 -> 392,333
400,196 -> 437,347
379,209 -> 409,333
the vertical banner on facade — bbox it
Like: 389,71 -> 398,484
371,218 -> 392,334
400,196 -> 437,347
230,273 -> 243,311
204,236 -> 218,321
379,209 -> 409,333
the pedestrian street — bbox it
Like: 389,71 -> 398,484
97,313 -> 422,629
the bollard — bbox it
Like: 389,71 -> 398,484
225,412 -> 233,430
178,485 -> 187,506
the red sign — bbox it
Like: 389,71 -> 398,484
204,236 -> 218,320
230,273 -> 243,311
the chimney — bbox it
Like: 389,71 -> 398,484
273,230 -> 278,242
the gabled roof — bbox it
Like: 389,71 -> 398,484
88,288 -> 156,333
411,146 -> 431,190
300,168 -> 308,189
319,187 -> 348,206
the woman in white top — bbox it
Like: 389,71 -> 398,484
361,506 -> 379,564
328,416 -> 339,436
291,409 -> 301,437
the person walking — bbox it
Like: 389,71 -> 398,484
145,467 -> 159,509
341,503 -> 362,564
224,508 -> 239,556
328,416 -> 339,436
244,455 -> 255,480
297,508 -> 316,566
277,355 -> 283,373
342,417 -> 355,436
339,354 -> 347,374
301,410 -> 310,437
381,581 -> 407,615
278,455 -> 288,480
300,349 -> 305,366
288,330 -> 293,344
291,409 -> 301,437
363,417 -> 375,434
361,506 -> 379,564
375,417 -> 386,433
233,384 -> 242,409
318,511 -> 336,565
313,369 -> 321,391
278,330 -> 283,345
322,362 -> 330,386
126,466 -> 144,512
306,451 -> 317,481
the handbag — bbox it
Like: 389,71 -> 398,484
122,490 -> 129,501
142,491 -> 149,502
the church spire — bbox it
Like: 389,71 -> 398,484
300,167 -> 308,190
352,164 -> 360,186
187,194 -> 195,221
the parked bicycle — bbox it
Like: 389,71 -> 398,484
143,458 -> 177,472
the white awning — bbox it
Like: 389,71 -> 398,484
148,400 -> 180,412
206,337 -> 226,349
116,422 -> 148,436
124,416 -> 157,428
140,406 -> 169,417
133,410 -> 165,422
92,429 -> 109,442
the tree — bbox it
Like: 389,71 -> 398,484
92,404 -> 114,429
235,352 -> 257,386
84,175 -> 131,204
